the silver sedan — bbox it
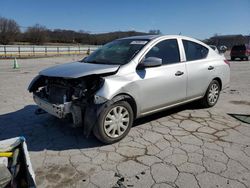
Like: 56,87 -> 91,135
29,35 -> 230,143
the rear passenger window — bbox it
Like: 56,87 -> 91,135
183,40 -> 208,61
145,39 -> 180,65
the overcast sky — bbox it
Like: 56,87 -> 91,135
1,0 -> 250,39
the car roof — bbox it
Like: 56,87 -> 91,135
232,44 -> 250,47
118,35 -> 211,50
232,44 -> 245,47
119,34 -> 200,42
118,35 -> 160,40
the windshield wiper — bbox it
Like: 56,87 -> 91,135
85,60 -> 100,64
85,60 -> 121,65
85,60 -> 109,64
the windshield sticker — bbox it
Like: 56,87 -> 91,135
130,41 -> 148,45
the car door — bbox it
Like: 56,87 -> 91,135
182,39 -> 213,99
136,39 -> 187,114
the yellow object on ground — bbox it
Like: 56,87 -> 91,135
0,152 -> 13,157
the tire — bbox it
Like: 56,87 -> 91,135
245,57 -> 249,61
201,80 -> 221,108
231,57 -> 235,61
93,101 -> 134,144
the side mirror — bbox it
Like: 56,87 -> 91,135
139,57 -> 162,68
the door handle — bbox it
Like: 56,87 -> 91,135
175,71 -> 184,76
208,66 -> 214,70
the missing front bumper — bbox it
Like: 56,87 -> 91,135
33,95 -> 82,126
33,95 -> 72,118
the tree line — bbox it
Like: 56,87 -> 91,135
0,17 -> 161,45
204,34 -> 250,49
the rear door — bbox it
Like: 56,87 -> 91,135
182,39 -> 213,99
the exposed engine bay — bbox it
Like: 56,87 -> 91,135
33,76 -> 103,104
29,75 -> 104,129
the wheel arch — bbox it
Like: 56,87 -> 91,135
112,93 -> 138,119
202,77 -> 223,98
213,77 -> 222,90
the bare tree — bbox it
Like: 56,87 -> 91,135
0,16 -> 157,45
25,24 -> 48,44
0,17 -> 20,44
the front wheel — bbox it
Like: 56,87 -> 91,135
93,101 -> 134,144
200,80 -> 221,108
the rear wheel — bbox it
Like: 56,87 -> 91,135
93,101 -> 133,144
201,80 -> 221,108
231,57 -> 235,61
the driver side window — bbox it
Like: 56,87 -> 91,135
145,39 -> 180,65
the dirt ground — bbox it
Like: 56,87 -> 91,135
0,55 -> 250,188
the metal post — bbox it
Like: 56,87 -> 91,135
68,46 -> 70,55
45,46 -> 47,56
57,47 -> 59,55
4,46 -> 6,58
33,46 -> 35,56
18,46 -> 21,58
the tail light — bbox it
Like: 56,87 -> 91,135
224,60 -> 230,67
246,49 -> 250,55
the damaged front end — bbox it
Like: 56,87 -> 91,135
28,74 -> 107,136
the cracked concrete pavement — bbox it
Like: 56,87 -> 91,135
0,56 -> 250,187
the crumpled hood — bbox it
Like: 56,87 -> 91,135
39,61 -> 120,78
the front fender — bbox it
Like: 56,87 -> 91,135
95,75 -> 141,115
28,75 -> 45,92
83,95 -> 132,137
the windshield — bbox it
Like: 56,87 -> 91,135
83,39 -> 149,65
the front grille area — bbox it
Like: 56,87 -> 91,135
48,85 -> 68,104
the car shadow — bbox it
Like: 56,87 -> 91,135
134,101 -> 202,126
0,105 -> 102,151
0,102 -> 203,152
